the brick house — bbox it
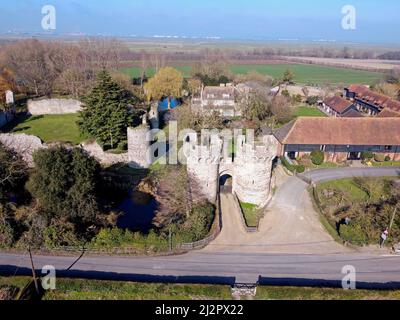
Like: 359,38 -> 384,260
344,84 -> 400,116
191,84 -> 240,117
321,96 -> 360,117
274,117 -> 400,162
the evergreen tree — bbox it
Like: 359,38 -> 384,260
28,147 -> 102,232
79,70 -> 134,149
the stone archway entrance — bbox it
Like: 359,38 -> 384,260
219,172 -> 233,194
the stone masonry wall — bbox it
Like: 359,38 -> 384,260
0,133 -> 46,167
186,135 -> 222,203
28,98 -> 82,115
128,126 -> 151,169
0,133 -> 128,167
233,135 -> 278,207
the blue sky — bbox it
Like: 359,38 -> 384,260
0,0 -> 399,43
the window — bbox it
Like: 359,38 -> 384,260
222,94 -> 230,99
385,145 -> 393,151
320,145 -> 326,151
207,94 -> 215,98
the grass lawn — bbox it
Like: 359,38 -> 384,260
256,286 -> 400,300
371,161 -> 400,167
294,106 -> 327,118
0,277 -> 231,300
2,277 -> 400,300
316,178 -> 369,202
239,202 -> 260,228
122,64 -> 384,85
10,114 -> 87,145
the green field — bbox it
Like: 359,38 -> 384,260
11,114 -> 87,145
122,64 -> 384,85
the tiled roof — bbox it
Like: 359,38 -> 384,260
274,117 -> 400,146
324,96 -> 353,114
342,109 -> 363,118
203,86 -> 235,100
378,108 -> 400,117
347,84 -> 400,112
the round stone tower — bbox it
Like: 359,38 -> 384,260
233,135 -> 278,207
186,135 -> 222,204
127,125 -> 151,169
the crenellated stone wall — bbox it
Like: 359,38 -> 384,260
28,98 -> 82,115
233,135 -> 278,206
185,133 -> 278,206
186,134 -> 223,203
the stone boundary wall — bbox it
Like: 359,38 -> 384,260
28,98 -> 82,115
0,133 -> 128,167
0,133 -> 45,166
81,141 -> 128,165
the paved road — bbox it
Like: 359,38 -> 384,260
1,251 -> 400,288
205,167 -> 400,254
1,167 -> 399,287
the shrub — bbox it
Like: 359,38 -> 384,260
361,151 -> 374,161
280,157 -> 305,174
374,153 -> 386,162
281,89 -> 290,98
0,223 -> 14,248
310,150 -> 324,165
306,96 -> 319,105
180,202 -> 215,242
340,224 -> 369,245
385,156 -> 391,162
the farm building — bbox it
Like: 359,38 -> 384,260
344,84 -> 400,116
321,96 -> 360,117
274,117 -> 400,162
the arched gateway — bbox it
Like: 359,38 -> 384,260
187,134 -> 278,207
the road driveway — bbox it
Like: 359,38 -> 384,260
204,167 -> 400,255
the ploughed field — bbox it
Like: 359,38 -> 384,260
122,63 -> 384,85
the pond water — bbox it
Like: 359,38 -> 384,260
117,191 -> 158,233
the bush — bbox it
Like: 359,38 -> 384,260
280,157 -> 305,174
310,150 -> 324,165
340,224 -> 369,245
361,151 -> 374,161
385,156 -> 391,162
0,223 -> 14,248
281,89 -> 290,98
306,96 -> 319,105
90,228 -> 170,252
180,202 -> 215,242
374,153 -> 386,162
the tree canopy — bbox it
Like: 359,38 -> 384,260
0,143 -> 27,203
144,67 -> 183,106
283,69 -> 295,84
28,147 -> 102,233
79,70 -> 134,149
